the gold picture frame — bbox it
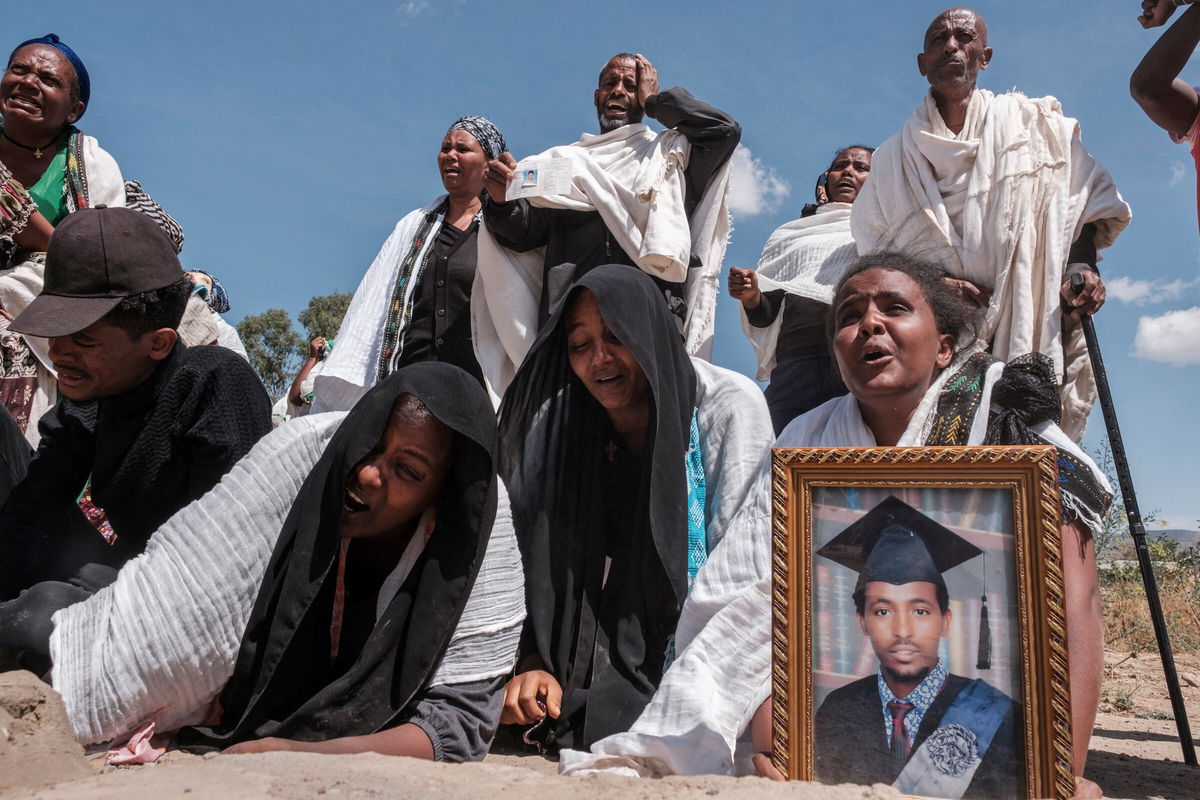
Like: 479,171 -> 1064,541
770,445 -> 1072,800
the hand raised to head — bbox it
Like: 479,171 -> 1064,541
484,152 -> 518,204
1139,0 -> 1179,28
634,54 -> 660,111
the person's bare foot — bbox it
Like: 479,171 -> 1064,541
1071,775 -> 1103,799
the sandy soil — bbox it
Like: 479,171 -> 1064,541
2,651 -> 1198,800
1081,650 -> 1200,800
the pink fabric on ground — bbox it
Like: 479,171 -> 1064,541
105,718 -> 166,765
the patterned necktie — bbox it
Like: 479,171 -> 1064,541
888,700 -> 916,774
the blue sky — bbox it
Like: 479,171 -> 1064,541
8,0 -> 1199,527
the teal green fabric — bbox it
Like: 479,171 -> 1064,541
26,143 -> 68,225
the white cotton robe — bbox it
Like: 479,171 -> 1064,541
472,123 -> 733,395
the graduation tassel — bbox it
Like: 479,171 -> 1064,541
976,593 -> 992,670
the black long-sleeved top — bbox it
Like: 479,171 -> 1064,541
483,87 -> 741,326
396,219 -> 484,383
744,289 -> 829,356
0,344 -> 272,597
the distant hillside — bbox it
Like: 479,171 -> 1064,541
1154,529 -> 1200,548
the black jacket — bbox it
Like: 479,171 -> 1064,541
0,344 -> 271,597
813,673 -> 1024,799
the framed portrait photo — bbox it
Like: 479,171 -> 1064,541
769,446 -> 1073,800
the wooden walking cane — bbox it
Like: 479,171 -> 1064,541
1071,272 -> 1197,765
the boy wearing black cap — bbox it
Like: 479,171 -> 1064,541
0,206 -> 270,671
813,496 -> 1022,800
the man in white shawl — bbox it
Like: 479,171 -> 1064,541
850,8 -> 1131,440
474,53 -> 738,392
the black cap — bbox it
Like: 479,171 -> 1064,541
11,206 -> 182,338
816,496 -> 982,594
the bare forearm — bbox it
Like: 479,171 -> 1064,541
288,358 -> 318,406
12,211 -> 52,251
263,723 -> 435,759
1131,4 -> 1200,132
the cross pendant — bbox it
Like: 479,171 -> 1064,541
34,148 -> 42,159
605,440 -> 618,462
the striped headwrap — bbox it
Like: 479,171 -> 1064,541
447,115 -> 506,159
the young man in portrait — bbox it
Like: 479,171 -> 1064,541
813,496 -> 1023,800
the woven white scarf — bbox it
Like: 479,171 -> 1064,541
472,123 -> 732,398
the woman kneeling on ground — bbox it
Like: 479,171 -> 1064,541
560,253 -> 1110,800
50,362 -> 524,761
498,264 -> 773,754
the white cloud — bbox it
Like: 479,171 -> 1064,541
1106,275 -> 1200,305
1170,160 -> 1188,188
1132,306 -> 1200,366
727,144 -> 790,217
398,0 -> 430,18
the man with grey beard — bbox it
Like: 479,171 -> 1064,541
482,53 -> 739,333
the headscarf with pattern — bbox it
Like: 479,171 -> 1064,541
447,116 -> 506,160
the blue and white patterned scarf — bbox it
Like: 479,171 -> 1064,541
685,408 -> 707,587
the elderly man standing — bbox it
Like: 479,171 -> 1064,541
473,53 -> 739,393
852,8 -> 1131,440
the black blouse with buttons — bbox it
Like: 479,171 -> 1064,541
397,218 -> 484,384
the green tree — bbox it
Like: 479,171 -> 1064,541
236,308 -> 305,399
298,291 -> 353,342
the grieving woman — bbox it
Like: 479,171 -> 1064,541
313,116 -> 507,411
561,254 -> 1110,800
498,265 -> 772,753
0,34 -> 126,437
727,145 -> 873,434
50,362 -> 524,761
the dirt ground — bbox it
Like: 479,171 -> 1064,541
2,651 -> 1198,800
1082,650 -> 1200,800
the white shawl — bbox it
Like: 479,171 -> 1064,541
689,359 -> 776,555
559,356 -> 1109,778
472,123 -> 732,396
740,203 -> 858,380
851,89 -> 1131,439
0,134 -> 125,445
50,411 -> 525,747
312,198 -> 445,413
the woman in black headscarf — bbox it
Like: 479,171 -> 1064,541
178,361 -> 512,760
498,265 -> 773,752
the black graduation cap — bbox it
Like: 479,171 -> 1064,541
816,496 -> 982,594
817,496 -> 994,669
